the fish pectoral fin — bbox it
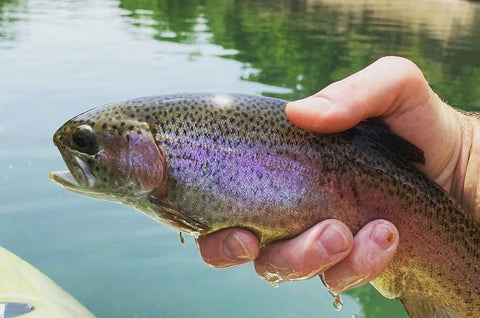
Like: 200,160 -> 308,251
401,297 -> 458,318
148,194 -> 210,234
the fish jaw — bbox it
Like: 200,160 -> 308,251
49,170 -> 107,199
50,125 -> 126,201
49,165 -> 116,201
49,170 -> 80,189
59,148 -> 94,184
51,122 -> 98,189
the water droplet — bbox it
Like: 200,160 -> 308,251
319,273 -> 343,311
270,281 -> 280,288
332,294 -> 343,311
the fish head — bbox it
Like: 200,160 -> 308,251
50,104 -> 167,204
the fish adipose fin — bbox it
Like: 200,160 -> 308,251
401,298 -> 458,318
356,119 -> 425,164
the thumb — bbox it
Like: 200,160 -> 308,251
285,56 -> 433,133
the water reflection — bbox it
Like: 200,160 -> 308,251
0,0 -> 22,49
119,0 -> 480,106
120,0 -> 208,43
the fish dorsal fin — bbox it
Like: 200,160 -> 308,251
355,119 -> 425,164
401,298 -> 458,318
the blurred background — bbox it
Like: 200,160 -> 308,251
1,0 -> 480,317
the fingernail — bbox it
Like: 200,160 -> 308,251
222,232 -> 254,261
317,224 -> 350,256
371,223 -> 397,250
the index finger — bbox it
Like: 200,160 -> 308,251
197,228 -> 260,268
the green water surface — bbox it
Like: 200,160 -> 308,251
1,0 -> 480,317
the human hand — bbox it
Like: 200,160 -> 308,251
197,56 -> 480,293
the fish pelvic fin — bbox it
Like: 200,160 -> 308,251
401,298 -> 458,318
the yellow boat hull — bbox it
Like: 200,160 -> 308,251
0,247 -> 94,317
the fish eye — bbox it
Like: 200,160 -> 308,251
70,125 -> 98,155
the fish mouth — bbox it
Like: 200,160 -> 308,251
50,150 -> 96,194
49,170 -> 80,188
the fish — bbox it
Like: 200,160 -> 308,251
50,93 -> 480,318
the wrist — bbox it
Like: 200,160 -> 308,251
454,111 -> 480,220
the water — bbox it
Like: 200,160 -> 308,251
1,0 -> 480,317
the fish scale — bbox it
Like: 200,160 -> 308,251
51,93 -> 480,318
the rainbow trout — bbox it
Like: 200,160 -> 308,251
50,93 -> 480,318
